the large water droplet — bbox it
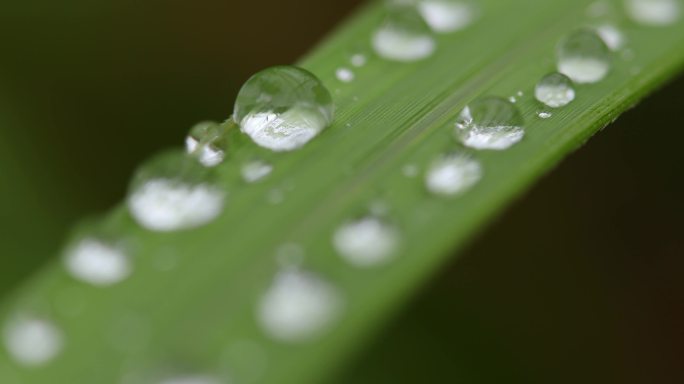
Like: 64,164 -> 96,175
535,72 -> 576,108
557,29 -> 611,84
3,315 -> 63,367
333,216 -> 400,268
418,0 -> 476,33
241,160 -> 273,183
185,121 -> 229,168
258,269 -> 342,342
455,97 -> 525,150
625,0 -> 681,26
234,66 -> 334,152
127,150 -> 225,232
372,5 -> 436,62
425,153 -> 482,197
64,237 -> 130,287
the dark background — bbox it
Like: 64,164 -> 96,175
0,1 -> 682,383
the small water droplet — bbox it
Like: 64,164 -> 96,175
258,269 -> 342,342
372,5 -> 436,62
535,72 -> 576,108
625,0 -> 681,26
64,238 -> 130,287
266,189 -> 285,205
425,153 -> 482,197
595,24 -> 625,51
127,150 -> 225,232
418,0 -> 476,33
185,121 -> 228,167
557,29 -> 611,84
402,164 -> 419,178
537,111 -> 553,119
516,90 -> 524,97
350,53 -> 367,67
335,67 -> 355,83
233,66 -> 334,152
333,216 -> 400,268
241,160 -> 273,184
455,97 -> 525,150
3,315 -> 63,367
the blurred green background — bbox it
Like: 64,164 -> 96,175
0,0 -> 682,383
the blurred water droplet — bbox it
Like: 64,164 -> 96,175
537,111 -> 553,119
418,0 -> 476,33
625,0 -> 680,26
372,5 -> 436,62
557,29 -> 611,84
185,121 -> 229,167
258,269 -> 342,342
333,216 -> 400,268
234,66 -> 334,152
350,54 -> 367,67
595,24 -> 625,51
127,151 -> 225,232
535,72 -> 576,108
3,315 -> 63,367
267,189 -> 285,205
64,238 -> 130,287
241,160 -> 273,184
335,67 -> 355,83
455,97 -> 525,150
508,96 -> 517,103
425,153 -> 482,197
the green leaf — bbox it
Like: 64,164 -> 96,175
2,0 -> 684,383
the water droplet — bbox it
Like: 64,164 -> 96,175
535,72 -> 576,108
625,0 -> 680,26
3,315 -> 63,366
64,238 -> 130,287
350,53 -> 367,67
557,29 -> 611,84
258,269 -> 342,342
595,24 -> 625,51
233,66 -> 334,152
516,90 -> 524,97
425,153 -> 482,197
127,150 -> 225,232
508,96 -> 517,103
241,160 -> 273,183
335,67 -> 354,83
402,164 -> 419,178
266,189 -> 285,205
418,0 -> 476,33
455,97 -> 525,150
537,111 -> 553,119
372,5 -> 436,62
333,216 -> 400,268
185,121 -> 228,167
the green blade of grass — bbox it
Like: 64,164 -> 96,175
2,0 -> 684,383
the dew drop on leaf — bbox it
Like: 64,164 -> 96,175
425,153 -> 482,197
127,150 -> 225,232
535,72 -> 576,108
455,97 -> 525,150
233,66 -> 334,152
